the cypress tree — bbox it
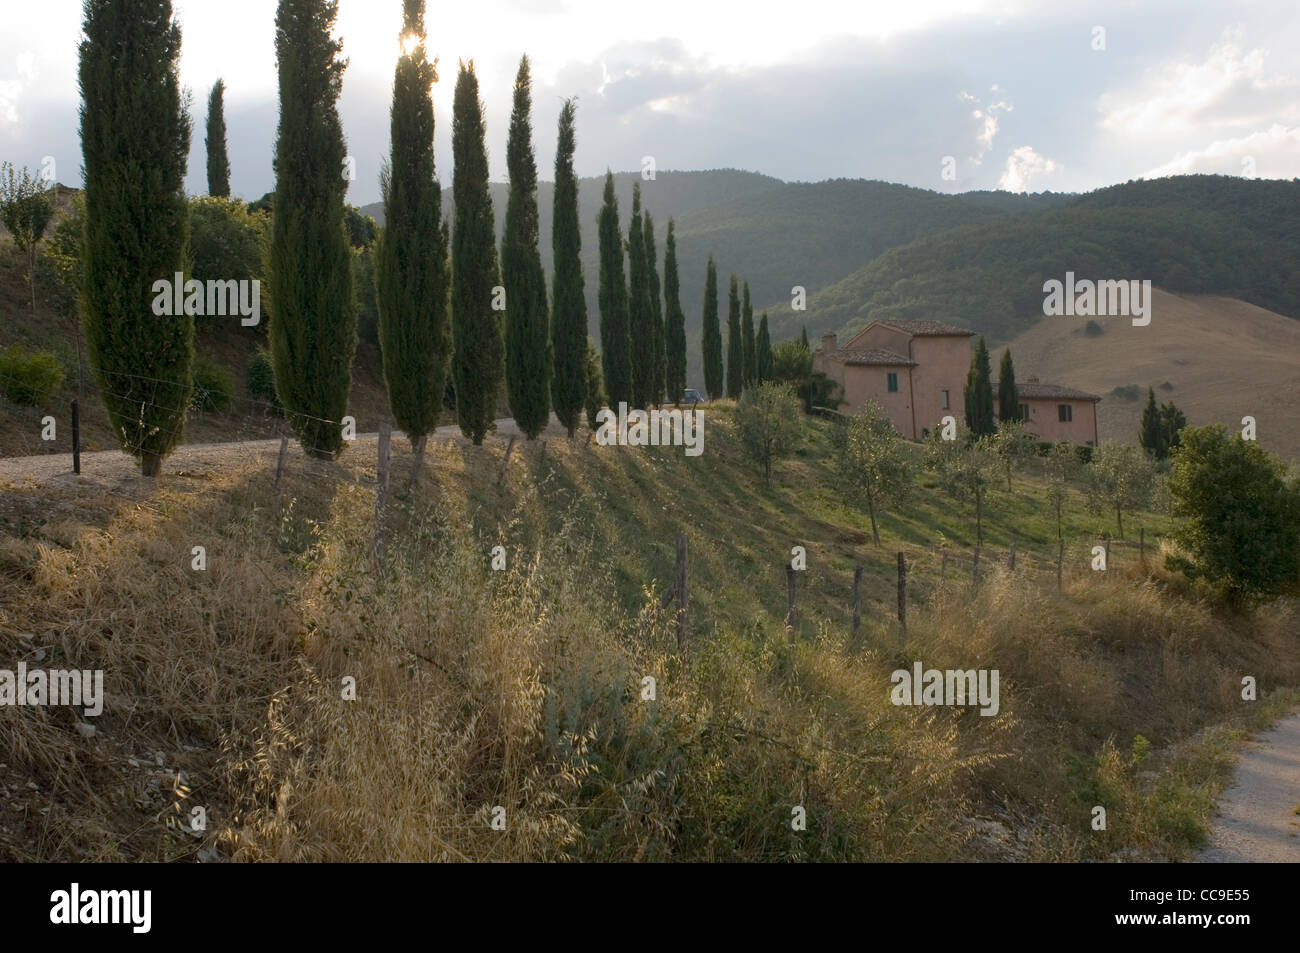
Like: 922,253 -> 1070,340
79,0 -> 192,478
268,0 -> 356,459
550,98 -> 586,437
1139,387 -> 1165,458
964,335 -> 996,436
757,312 -> 773,382
800,326 -> 809,350
450,60 -> 503,445
725,273 -> 742,399
205,79 -> 230,198
663,220 -> 687,404
502,54 -> 550,439
376,0 -> 448,478
643,210 -> 664,405
997,349 -> 1019,422
741,280 -> 755,388
627,182 -> 650,408
700,255 -> 722,400
597,171 -> 631,406
584,337 -> 606,430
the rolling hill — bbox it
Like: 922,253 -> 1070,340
781,175 -> 1300,350
993,289 -> 1300,460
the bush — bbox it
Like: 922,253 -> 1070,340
245,348 -> 281,415
191,356 -> 234,412
1109,384 -> 1141,402
1034,441 -> 1054,457
188,196 -> 267,304
0,345 -> 65,405
735,381 -> 803,483
1073,444 -> 1094,465
1083,319 -> 1104,337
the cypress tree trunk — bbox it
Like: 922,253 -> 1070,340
700,255 -> 722,400
597,171 -> 631,407
550,99 -> 587,438
725,273 -> 742,399
79,0 -> 193,478
268,0 -> 357,460
662,220 -> 687,404
376,0 -> 449,467
451,61 -> 504,445
741,280 -> 755,389
205,79 -> 231,198
756,312 -> 773,383
502,55 -> 551,439
644,210 -> 664,406
627,182 -> 650,408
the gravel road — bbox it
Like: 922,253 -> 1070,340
1199,712 -> 1300,862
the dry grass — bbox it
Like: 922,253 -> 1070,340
1,424 -> 1297,862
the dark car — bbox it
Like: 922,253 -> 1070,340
682,388 -> 704,404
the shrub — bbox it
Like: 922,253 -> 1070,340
1083,319 -> 1104,337
0,345 -> 65,405
188,196 -> 267,296
191,357 -> 234,412
246,348 -> 282,415
736,381 -> 803,483
1109,384 -> 1141,402
1074,444 -> 1094,465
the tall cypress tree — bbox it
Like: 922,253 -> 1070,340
700,255 -> 722,400
800,326 -> 809,350
79,0 -> 192,478
205,79 -> 230,198
725,273 -> 742,399
550,98 -> 586,437
741,280 -> 755,388
597,171 -> 631,406
451,60 -> 503,445
627,182 -> 650,408
643,210 -> 664,405
756,312 -> 773,382
663,219 -> 687,404
964,335 -> 996,436
268,0 -> 356,459
1139,387 -> 1165,458
376,0 -> 447,479
997,349 -> 1019,422
502,54 -> 550,439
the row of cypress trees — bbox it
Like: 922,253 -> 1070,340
595,175 -> 690,409
700,260 -> 775,401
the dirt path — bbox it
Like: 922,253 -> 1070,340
0,416 -> 570,491
1198,713 -> 1300,862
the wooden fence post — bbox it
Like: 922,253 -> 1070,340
940,551 -> 948,581
673,533 -> 689,655
1104,535 -> 1111,571
497,435 -> 517,485
852,565 -> 863,637
972,545 -> 981,590
373,425 -> 392,564
896,552 -> 907,642
1007,532 -> 1017,570
1057,537 -> 1064,592
274,435 -> 289,491
1139,527 -> 1146,567
71,400 -> 81,475
785,565 -> 797,640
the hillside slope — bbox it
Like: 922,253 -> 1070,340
994,290 -> 1300,460
2,405 -> 1297,862
782,175 -> 1300,348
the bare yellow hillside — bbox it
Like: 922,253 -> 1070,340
993,290 -> 1300,460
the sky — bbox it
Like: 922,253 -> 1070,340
2,0 -> 1299,205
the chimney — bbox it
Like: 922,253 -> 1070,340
820,331 -> 837,353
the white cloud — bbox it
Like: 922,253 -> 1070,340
1141,123 -> 1300,179
1099,32 -> 1299,136
997,145 -> 1060,191
961,88 -> 1012,163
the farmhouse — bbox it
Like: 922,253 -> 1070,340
812,319 -> 974,440
813,319 -> 1100,444
996,377 -> 1100,446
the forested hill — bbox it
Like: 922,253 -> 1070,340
778,174 -> 1300,347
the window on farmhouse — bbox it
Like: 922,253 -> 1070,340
887,372 -> 898,393
1058,404 -> 1073,422
941,389 -> 949,409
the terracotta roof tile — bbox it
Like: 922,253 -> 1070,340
999,380 -> 1101,401
875,319 -> 975,337
836,348 -> 917,366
